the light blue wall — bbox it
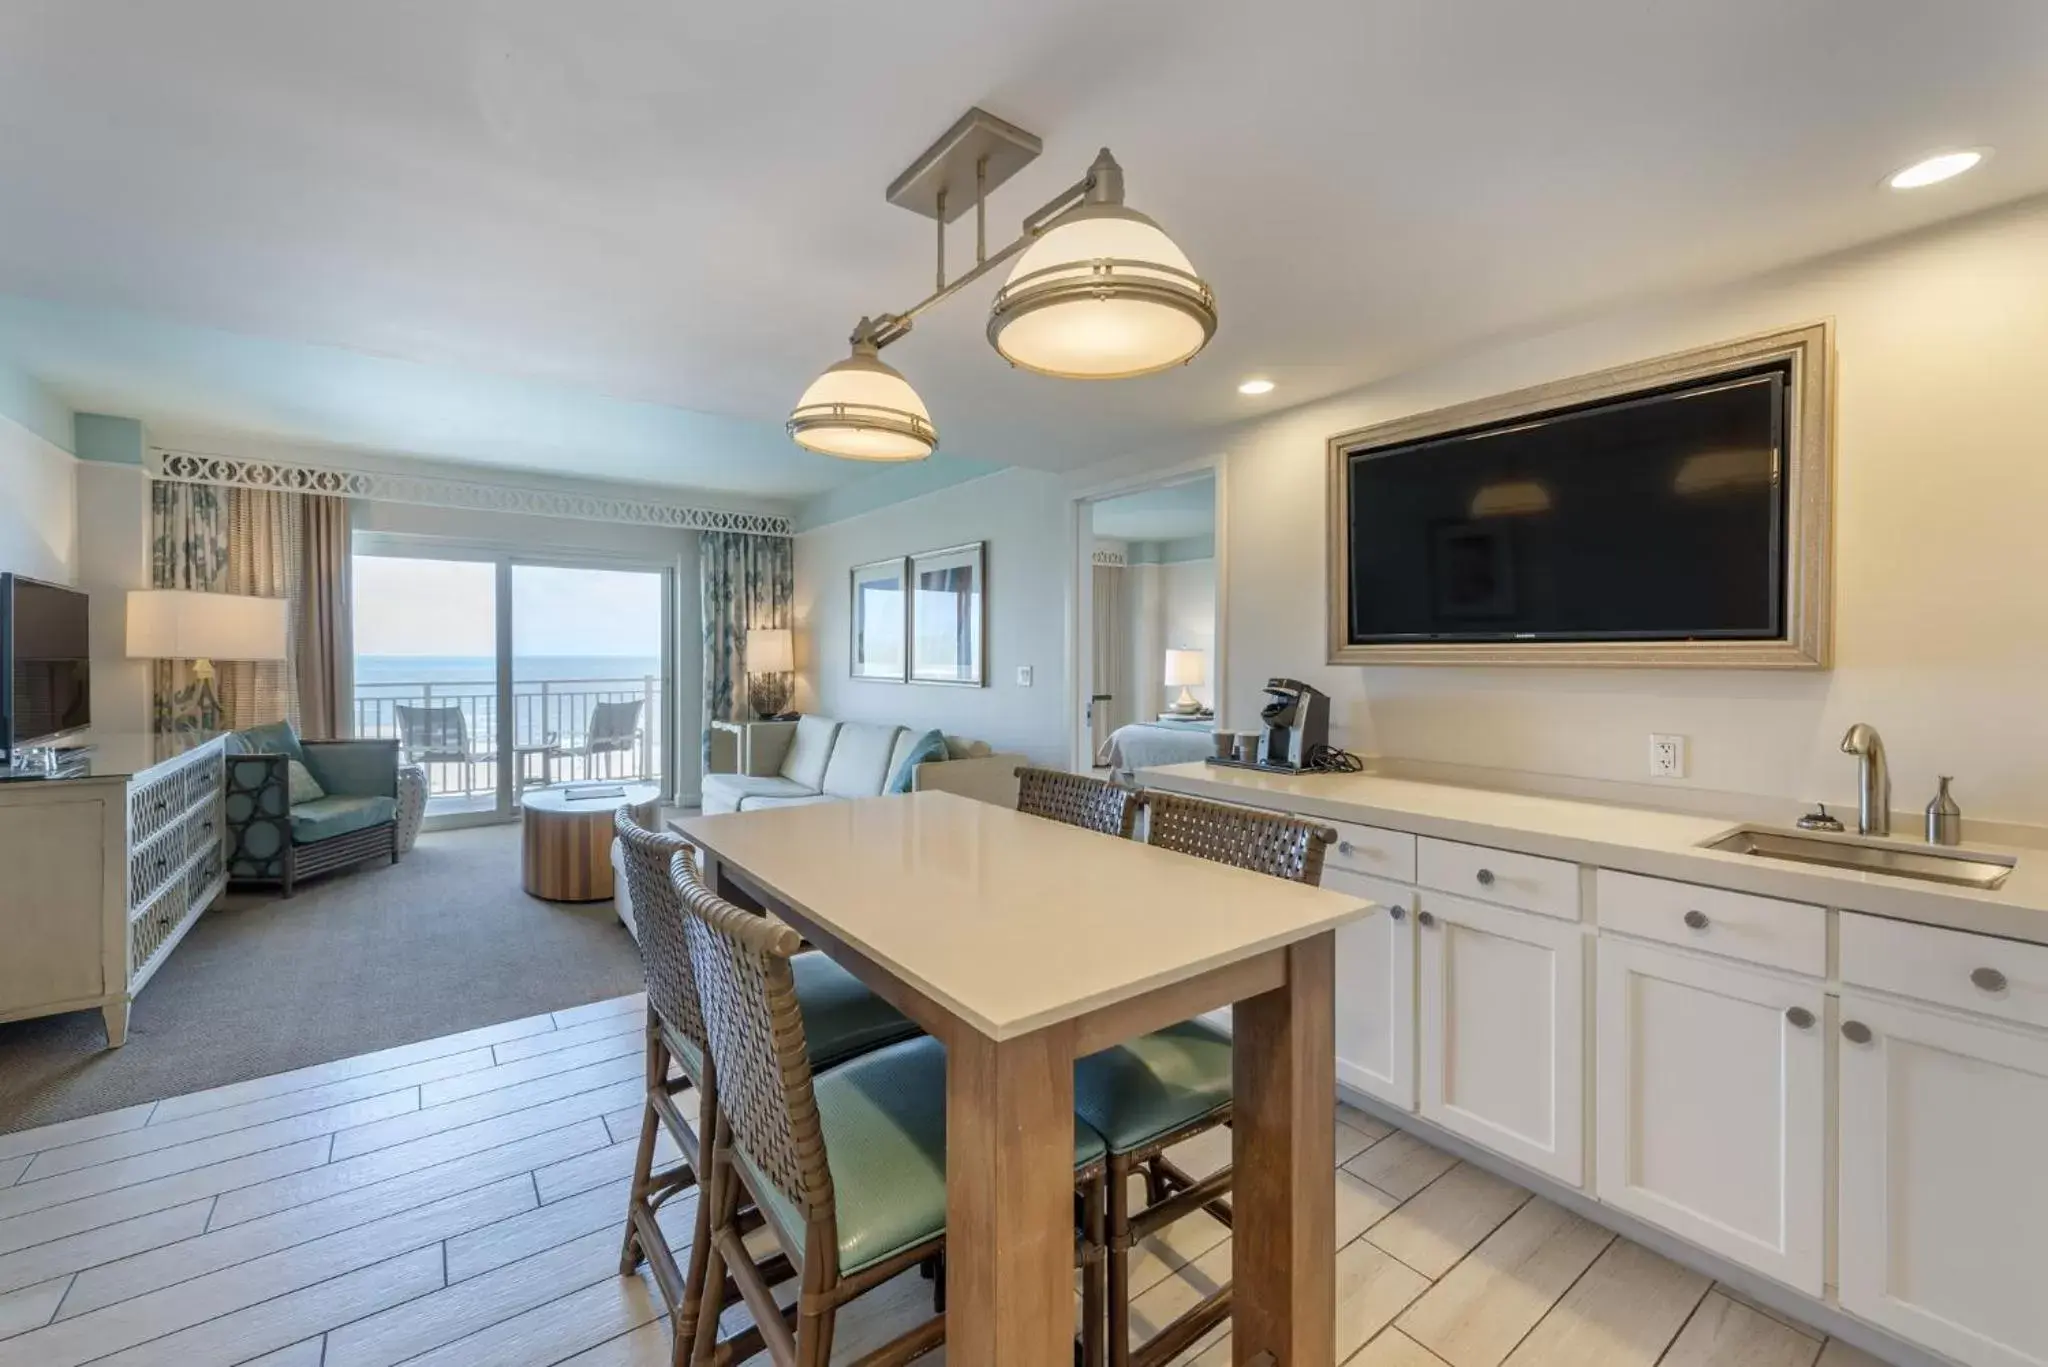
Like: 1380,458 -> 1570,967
794,456 -> 1005,531
73,413 -> 144,465
1128,533 -> 1214,565
0,359 -> 75,453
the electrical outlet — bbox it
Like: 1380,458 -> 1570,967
1649,733 -> 1687,779
1015,665 -> 1033,687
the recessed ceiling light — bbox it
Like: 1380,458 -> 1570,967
1237,378 -> 1275,395
1888,150 -> 1985,190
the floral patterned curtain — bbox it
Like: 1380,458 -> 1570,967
700,531 -> 793,764
149,482 -> 227,735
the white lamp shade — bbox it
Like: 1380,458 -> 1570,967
127,589 -> 288,662
990,205 -> 1216,379
746,627 -> 794,674
788,348 -> 937,461
1163,648 -> 1207,687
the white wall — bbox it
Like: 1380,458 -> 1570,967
1159,559 -> 1217,710
1183,194 -> 2048,828
0,414 -> 76,584
794,469 -> 1071,763
75,463 -> 152,736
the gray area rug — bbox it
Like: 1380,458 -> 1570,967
0,823 -> 645,1135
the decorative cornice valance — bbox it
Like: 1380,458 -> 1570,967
147,447 -> 794,537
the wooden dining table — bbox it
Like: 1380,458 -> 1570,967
674,789 -> 1373,1365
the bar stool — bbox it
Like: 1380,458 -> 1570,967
612,812 -> 923,1364
1073,791 -> 1334,1367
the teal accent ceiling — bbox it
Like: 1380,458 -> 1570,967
794,458 -> 1004,532
74,412 -> 144,465
0,358 -> 75,453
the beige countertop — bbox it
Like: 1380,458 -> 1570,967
1139,762 -> 2048,948
676,789 -> 1373,1040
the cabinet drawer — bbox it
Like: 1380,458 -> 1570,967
1318,819 -> 1417,883
1418,837 -> 1580,921
1596,870 -> 1825,977
1842,913 -> 2048,1033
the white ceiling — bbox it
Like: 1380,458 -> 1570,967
1092,478 -> 1217,543
3,1 -> 2046,497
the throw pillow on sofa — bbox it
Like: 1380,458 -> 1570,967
887,728 -> 948,793
286,760 -> 327,805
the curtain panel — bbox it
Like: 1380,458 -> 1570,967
149,481 -> 230,734
296,495 -> 353,739
699,532 -> 793,765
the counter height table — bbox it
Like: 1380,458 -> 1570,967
675,789 -> 1373,1365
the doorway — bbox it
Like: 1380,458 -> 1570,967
1071,469 -> 1223,779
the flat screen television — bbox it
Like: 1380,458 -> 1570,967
1,574 -> 91,758
1343,364 -> 1790,647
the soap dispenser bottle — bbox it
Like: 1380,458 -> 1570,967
1926,777 -> 1962,846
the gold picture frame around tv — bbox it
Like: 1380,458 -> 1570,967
1326,321 -> 1835,669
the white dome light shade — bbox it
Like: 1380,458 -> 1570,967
988,205 -> 1217,379
786,346 -> 936,461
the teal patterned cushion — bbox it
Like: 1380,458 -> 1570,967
286,760 -> 326,805
236,720 -> 306,764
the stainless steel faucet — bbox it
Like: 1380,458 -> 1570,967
1840,723 -> 1891,837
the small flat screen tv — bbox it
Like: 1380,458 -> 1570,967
1,574 -> 91,756
1344,365 -> 1789,645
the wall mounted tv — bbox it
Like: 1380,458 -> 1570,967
1327,325 -> 1833,669
0,573 -> 92,759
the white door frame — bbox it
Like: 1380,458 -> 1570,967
1063,454 -> 1229,775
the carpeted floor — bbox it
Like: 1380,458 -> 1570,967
0,822 -> 645,1134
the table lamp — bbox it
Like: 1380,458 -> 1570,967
746,627 -> 797,720
1163,647 -> 1208,714
127,589 -> 288,731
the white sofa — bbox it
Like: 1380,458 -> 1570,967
699,716 -> 1026,814
612,715 -> 1026,940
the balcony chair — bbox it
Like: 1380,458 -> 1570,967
558,698 -> 645,781
224,721 -> 402,897
393,702 -> 493,798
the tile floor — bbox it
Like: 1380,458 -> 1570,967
0,993 -> 1891,1366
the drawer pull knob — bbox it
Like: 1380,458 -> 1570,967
1417,910 -> 1438,928
1475,868 -> 1496,886
1388,905 -> 1406,922
1785,1006 -> 1816,1029
1841,1020 -> 1873,1045
1971,967 -> 2009,993
1683,909 -> 1709,930
1338,840 -> 1355,855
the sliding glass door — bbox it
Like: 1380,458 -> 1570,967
352,544 -> 674,824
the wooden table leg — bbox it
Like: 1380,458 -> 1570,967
1231,931 -> 1336,1365
946,1024 -> 1076,1366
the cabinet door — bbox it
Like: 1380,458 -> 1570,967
1327,869 -> 1416,1110
1839,992 -> 2048,1367
1595,938 -> 1824,1294
1418,892 -> 1584,1184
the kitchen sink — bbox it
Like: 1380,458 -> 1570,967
1703,826 -> 2017,890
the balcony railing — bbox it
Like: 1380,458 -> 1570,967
353,675 -> 664,802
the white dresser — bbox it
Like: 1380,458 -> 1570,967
0,734 -> 229,1046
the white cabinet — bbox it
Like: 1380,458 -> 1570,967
1838,991 -> 2048,1367
1327,868 -> 1416,1109
1417,892 -> 1584,1184
1594,938 -> 1825,1293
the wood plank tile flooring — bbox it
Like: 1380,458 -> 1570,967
0,994 -> 1883,1366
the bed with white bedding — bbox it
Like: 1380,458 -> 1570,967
1102,716 -> 1215,781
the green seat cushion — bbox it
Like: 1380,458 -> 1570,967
750,1036 -> 1108,1277
234,720 -> 307,764
790,952 -> 921,1068
1072,1019 -> 1233,1155
289,794 -> 398,845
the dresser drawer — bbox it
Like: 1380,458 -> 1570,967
1418,837 -> 1580,921
1841,913 -> 2048,1033
1317,818 -> 1417,884
1596,869 -> 1825,976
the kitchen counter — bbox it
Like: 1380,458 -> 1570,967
1140,761 -> 2048,947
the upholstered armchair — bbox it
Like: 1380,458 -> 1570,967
224,721 -> 402,896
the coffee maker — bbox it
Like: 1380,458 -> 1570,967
1255,678 -> 1330,770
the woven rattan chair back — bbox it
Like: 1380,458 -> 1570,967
669,851 -> 835,1228
613,811 -> 710,1061
1140,790 -> 1335,886
1015,766 -> 1140,838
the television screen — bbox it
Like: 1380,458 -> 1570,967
3,575 -> 91,749
1345,366 -> 1789,644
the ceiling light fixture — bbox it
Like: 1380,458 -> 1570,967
1237,378 -> 1276,395
1887,149 -> 1984,190
787,108 -> 1219,461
